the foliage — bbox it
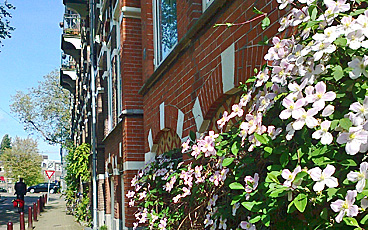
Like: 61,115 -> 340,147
75,195 -> 92,225
0,136 -> 43,186
10,70 -> 71,145
64,143 -> 91,226
129,0 -> 368,229
0,134 -> 11,155
0,0 -> 15,48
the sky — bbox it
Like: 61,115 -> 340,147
0,0 -> 65,160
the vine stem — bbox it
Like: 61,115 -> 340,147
215,7 -> 277,27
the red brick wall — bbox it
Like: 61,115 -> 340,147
142,0 -> 282,153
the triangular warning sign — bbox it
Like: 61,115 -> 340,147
45,170 -> 55,179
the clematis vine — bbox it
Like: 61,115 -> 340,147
308,164 -> 338,192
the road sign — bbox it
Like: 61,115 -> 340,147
45,170 -> 55,180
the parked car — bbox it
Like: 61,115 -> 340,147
0,187 -> 7,193
27,183 -> 59,194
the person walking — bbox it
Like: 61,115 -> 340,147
14,177 -> 27,201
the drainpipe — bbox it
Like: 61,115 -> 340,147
89,0 -> 98,228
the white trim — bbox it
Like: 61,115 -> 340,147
148,129 -> 153,151
98,174 -> 105,180
121,6 -> 141,19
145,152 -> 156,164
176,109 -> 184,139
160,102 -> 165,130
221,43 -> 235,94
192,97 -> 204,132
123,161 -> 145,171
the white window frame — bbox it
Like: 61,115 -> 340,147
202,0 -> 215,12
107,44 -> 113,131
153,0 -> 178,67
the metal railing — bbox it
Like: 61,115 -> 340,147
61,53 -> 77,70
63,13 -> 81,35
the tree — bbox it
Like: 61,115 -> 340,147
10,70 -> 71,145
0,134 -> 11,155
0,0 -> 15,48
0,136 -> 43,186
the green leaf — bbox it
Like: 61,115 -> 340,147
229,182 -> 245,190
231,142 -> 240,156
344,217 -> 360,227
189,131 -> 196,141
320,208 -> 328,220
269,187 -> 288,198
261,17 -> 270,30
222,157 -> 235,167
339,118 -> 352,130
280,152 -> 289,167
249,215 -> 262,224
253,7 -> 264,15
241,201 -> 263,211
246,77 -> 256,83
266,171 -> 280,183
311,7 -> 318,20
334,37 -> 347,47
350,8 -> 366,16
254,133 -> 268,145
294,193 -> 307,213
294,171 -> 308,182
264,147 -> 273,154
327,188 -> 338,202
360,213 -> 368,224
340,159 -> 357,167
332,65 -> 344,81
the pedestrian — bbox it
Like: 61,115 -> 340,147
14,177 -> 27,201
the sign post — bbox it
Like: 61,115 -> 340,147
45,170 -> 55,203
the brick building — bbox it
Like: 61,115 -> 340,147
60,0 -> 281,229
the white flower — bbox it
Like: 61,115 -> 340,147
279,97 -> 306,120
312,120 -> 334,145
308,81 -> 336,110
240,218 -> 256,230
255,68 -> 269,87
348,56 -> 368,79
350,96 -> 368,125
346,29 -> 365,50
337,126 -> 368,155
232,203 -> 240,216
347,162 -> 368,192
311,41 -> 336,61
308,165 -> 338,192
322,105 -> 335,117
330,190 -> 359,223
282,165 -> 302,188
292,108 -> 319,130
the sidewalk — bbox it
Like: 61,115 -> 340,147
33,194 -> 83,230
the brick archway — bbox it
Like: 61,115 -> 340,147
155,129 -> 181,155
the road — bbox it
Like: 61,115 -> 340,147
0,192 -> 45,230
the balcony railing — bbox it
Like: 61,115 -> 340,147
61,53 -> 76,70
63,13 -> 80,35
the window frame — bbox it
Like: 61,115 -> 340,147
202,0 -> 215,12
153,0 -> 178,67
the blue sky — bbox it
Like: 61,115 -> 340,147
0,0 -> 64,160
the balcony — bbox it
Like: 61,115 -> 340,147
60,53 -> 77,94
61,13 -> 82,61
63,0 -> 88,18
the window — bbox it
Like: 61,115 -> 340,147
202,0 -> 215,11
153,0 -> 178,66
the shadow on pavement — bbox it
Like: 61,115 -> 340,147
0,192 -> 59,227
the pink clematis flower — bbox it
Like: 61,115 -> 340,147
308,81 -> 336,110
292,108 -> 319,130
330,190 -> 359,223
282,165 -> 302,188
308,164 -> 338,192
337,126 -> 368,155
347,162 -> 368,192
279,97 -> 306,120
312,120 -> 333,145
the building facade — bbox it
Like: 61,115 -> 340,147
60,0 -> 281,229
